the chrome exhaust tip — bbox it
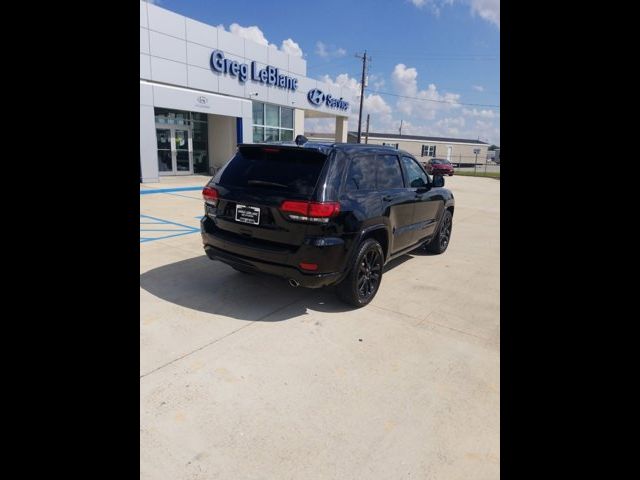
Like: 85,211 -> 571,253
288,279 -> 300,287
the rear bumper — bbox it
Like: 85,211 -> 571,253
203,243 -> 342,288
200,217 -> 347,288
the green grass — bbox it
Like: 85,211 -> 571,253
455,170 -> 500,179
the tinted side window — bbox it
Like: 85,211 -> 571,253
346,155 -> 376,191
401,156 -> 429,188
376,154 -> 404,189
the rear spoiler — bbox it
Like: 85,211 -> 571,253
237,143 -> 333,156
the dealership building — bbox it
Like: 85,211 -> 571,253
347,132 -> 490,166
140,1 -> 354,182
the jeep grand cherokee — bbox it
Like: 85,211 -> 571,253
201,140 -> 454,307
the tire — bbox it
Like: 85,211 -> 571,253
425,209 -> 453,254
336,238 -> 384,308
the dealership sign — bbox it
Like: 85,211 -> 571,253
307,88 -> 349,111
210,49 -> 349,111
210,50 -> 298,91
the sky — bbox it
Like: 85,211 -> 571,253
146,0 -> 500,145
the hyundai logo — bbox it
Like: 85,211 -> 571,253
307,88 -> 349,111
197,96 -> 208,104
307,89 -> 325,106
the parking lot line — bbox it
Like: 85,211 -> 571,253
140,214 -> 200,244
140,186 -> 203,195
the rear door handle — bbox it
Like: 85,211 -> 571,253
383,195 -> 397,202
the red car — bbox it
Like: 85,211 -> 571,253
423,158 -> 455,176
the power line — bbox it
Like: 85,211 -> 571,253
370,89 -> 500,109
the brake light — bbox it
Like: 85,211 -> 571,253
299,262 -> 318,271
202,186 -> 219,205
262,147 -> 280,153
280,200 -> 340,223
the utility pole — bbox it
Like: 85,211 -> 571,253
365,114 -> 370,144
355,51 -> 369,143
399,119 -> 403,136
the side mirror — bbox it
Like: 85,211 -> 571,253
432,175 -> 445,188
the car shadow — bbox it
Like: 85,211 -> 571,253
140,251 -> 420,322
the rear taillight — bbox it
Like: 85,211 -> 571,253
202,186 -> 219,206
279,200 -> 340,223
299,262 -> 318,271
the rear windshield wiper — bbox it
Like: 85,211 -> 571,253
247,180 -> 289,188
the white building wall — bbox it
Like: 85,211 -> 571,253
140,106 -> 158,182
140,0 -> 353,113
140,0 -> 355,182
139,82 -> 252,182
294,109 -> 305,138
208,115 -> 238,170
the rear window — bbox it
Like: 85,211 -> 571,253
217,146 -> 327,196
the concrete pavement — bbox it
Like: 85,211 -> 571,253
140,174 -> 500,479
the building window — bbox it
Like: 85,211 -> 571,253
421,145 -> 436,157
382,142 -> 399,149
252,101 -> 295,142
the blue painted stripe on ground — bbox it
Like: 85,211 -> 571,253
164,192 -> 203,200
139,213 -> 200,243
140,214 -> 199,231
140,230 -> 194,233
140,186 -> 203,195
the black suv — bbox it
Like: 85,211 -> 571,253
201,140 -> 454,307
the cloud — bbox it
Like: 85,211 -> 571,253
409,0 -> 499,28
228,23 -> 272,47
368,74 -> 386,90
391,63 -> 461,120
309,69 -> 499,145
281,38 -> 303,57
315,41 -> 329,58
437,117 -> 466,128
469,0 -> 500,27
318,73 -> 394,131
409,0 -> 454,16
472,85 -> 484,92
220,23 -> 304,57
473,119 -> 500,144
315,41 -> 347,58
462,108 -> 498,118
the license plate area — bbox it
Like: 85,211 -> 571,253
235,204 -> 261,225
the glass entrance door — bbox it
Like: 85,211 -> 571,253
156,128 -> 172,173
155,126 -> 193,175
174,129 -> 191,174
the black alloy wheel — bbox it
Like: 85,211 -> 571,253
336,238 -> 384,307
357,249 -> 382,301
425,209 -> 453,254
